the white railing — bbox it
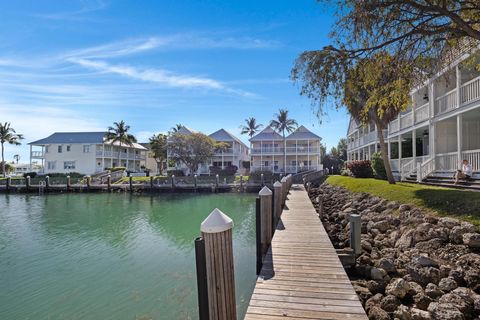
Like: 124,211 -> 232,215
251,165 -> 319,173
389,118 -> 400,133
417,157 -> 435,182
462,149 -> 480,171
400,111 -> 414,129
434,89 -> 458,115
31,151 -> 44,158
400,159 -> 415,180
390,159 -> 399,172
415,103 -> 429,123
461,76 -> 480,105
435,152 -> 458,171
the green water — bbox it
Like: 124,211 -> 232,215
0,193 -> 257,320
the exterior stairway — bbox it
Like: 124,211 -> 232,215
403,172 -> 480,191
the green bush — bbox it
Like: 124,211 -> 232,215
346,160 -> 373,178
23,172 -> 37,178
111,167 -> 126,172
340,169 -> 351,176
371,152 -> 387,180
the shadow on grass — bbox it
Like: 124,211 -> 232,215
414,188 -> 480,225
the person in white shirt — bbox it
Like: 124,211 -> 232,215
454,159 -> 473,184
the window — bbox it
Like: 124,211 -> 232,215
83,145 -> 90,153
264,161 -> 269,166
58,145 -> 62,153
45,146 -> 49,153
291,160 -> 297,166
64,161 -> 76,170
66,145 -> 71,152
47,161 -> 56,170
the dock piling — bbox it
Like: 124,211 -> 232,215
194,237 -> 209,320
171,175 -> 175,188
86,176 -> 91,190
45,176 -> 50,190
215,174 -> 219,188
194,174 -> 197,190
281,176 -> 288,207
129,176 -> 133,192
150,176 -> 154,189
273,181 -> 282,221
6,177 -> 11,192
260,173 -> 264,186
25,176 -> 30,191
66,176 -> 71,191
259,186 -> 273,256
350,214 -> 362,255
255,197 -> 262,275
200,208 -> 236,320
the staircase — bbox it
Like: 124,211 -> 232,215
403,172 -> 480,191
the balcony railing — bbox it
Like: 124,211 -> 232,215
97,151 -> 145,160
251,147 -> 320,155
460,75 -> 480,105
251,165 -> 320,173
415,103 -> 429,123
435,152 -> 458,171
434,89 -> 458,115
390,119 -> 400,133
31,151 -> 44,158
400,111 -> 414,129
462,149 -> 480,171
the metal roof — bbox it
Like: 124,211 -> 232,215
249,126 -> 283,141
29,132 -> 147,150
286,125 -> 321,140
209,129 -> 248,148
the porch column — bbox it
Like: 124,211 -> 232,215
102,143 -> 105,171
222,151 -> 224,169
457,113 -> 463,167
429,80 -> 435,117
295,139 -> 298,173
398,134 -> 402,170
29,145 -> 32,171
456,65 -> 462,109
412,130 -> 417,165
307,139 -> 310,170
431,122 -> 436,160
260,141 -> 263,170
272,138 -> 275,172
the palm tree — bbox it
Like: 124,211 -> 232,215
105,121 -> 137,168
270,109 -> 298,174
240,117 -> 263,138
13,154 -> 20,164
0,123 -> 24,177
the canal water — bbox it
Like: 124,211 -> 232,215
0,193 -> 257,319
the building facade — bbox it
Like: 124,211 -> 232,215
346,48 -> 480,180
250,125 -> 322,174
29,132 -> 147,175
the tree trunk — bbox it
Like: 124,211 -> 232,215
376,124 -> 396,184
1,142 -> 5,178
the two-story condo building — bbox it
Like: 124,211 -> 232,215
167,127 -> 250,175
250,125 -> 322,174
347,46 -> 480,181
29,132 -> 147,175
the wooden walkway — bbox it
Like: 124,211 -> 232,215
245,184 -> 367,320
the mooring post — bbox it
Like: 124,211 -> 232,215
215,174 -> 219,188
66,175 -> 71,191
171,175 -> 175,188
194,174 -> 197,189
107,175 -> 112,192
86,176 -> 91,190
259,186 -> 273,254
255,197 -> 262,275
129,176 -> 133,193
281,176 -> 288,207
240,175 -> 243,190
26,176 -> 30,191
194,237 -> 209,320
201,208 -> 236,320
260,173 -> 264,186
6,177 -> 11,192
273,181 -> 282,220
223,177 -> 226,185
350,214 -> 362,256
45,176 -> 50,190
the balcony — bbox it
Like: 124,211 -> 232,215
214,148 -> 234,155
250,147 -> 320,155
434,89 -> 458,116
461,75 -> 480,105
251,165 -> 320,174
97,150 -> 145,160
400,111 -> 414,129
415,103 -> 429,123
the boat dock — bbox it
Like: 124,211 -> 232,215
245,184 -> 367,320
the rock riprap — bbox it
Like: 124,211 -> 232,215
309,183 -> 480,320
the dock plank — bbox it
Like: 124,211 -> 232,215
245,184 -> 367,320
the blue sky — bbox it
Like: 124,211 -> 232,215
0,0 -> 349,162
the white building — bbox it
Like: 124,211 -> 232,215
250,125 -> 322,174
12,163 -> 42,176
167,127 -> 250,175
346,47 -> 480,181
29,132 -> 147,175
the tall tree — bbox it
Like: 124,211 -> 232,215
169,132 -> 227,174
270,109 -> 298,174
337,138 -> 348,162
105,121 -> 137,168
240,117 -> 263,138
148,133 -> 168,175
0,122 -> 24,177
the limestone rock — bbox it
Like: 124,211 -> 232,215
385,278 -> 410,299
463,233 -> 480,248
438,277 -> 458,292
368,306 -> 389,320
427,302 -> 464,320
380,294 -> 400,312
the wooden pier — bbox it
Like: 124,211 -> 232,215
245,184 -> 367,320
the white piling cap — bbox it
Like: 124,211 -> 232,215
281,177 -> 287,182
201,208 -> 234,233
273,181 -> 282,187
259,186 -> 272,196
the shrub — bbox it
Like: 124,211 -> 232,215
347,160 -> 373,178
209,166 -> 222,176
111,167 -> 126,172
167,169 -> 185,177
209,165 -> 238,176
242,161 -> 250,169
249,171 -> 281,183
371,152 -> 387,180
340,169 -> 351,176
23,172 -> 37,178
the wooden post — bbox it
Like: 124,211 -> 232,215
45,176 -> 50,189
6,177 -> 11,192
66,175 -> 71,191
259,186 -> 273,254
215,174 -> 219,188
129,176 -> 133,192
260,173 -> 264,186
171,175 -> 175,188
350,214 -> 362,256
223,177 -> 226,185
150,176 -> 154,189
194,237 -> 209,320
107,175 -> 112,192
240,175 -> 243,190
86,176 -> 91,190
255,197 -> 262,275
194,174 -> 197,189
26,176 -> 30,191
281,176 -> 288,207
201,208 -> 236,320
273,181 -> 282,221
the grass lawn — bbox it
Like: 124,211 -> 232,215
327,175 -> 480,226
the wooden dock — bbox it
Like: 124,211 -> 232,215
245,184 -> 367,320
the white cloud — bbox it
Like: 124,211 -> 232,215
34,0 -> 107,21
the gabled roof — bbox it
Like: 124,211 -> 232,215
347,117 -> 359,136
286,125 -> 321,140
209,129 -> 248,148
249,126 -> 283,142
176,126 -> 196,135
29,132 -> 147,150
